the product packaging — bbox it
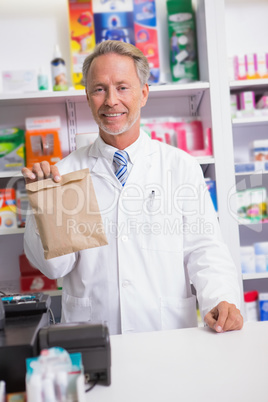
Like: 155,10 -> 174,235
236,187 -> 267,223
68,0 -> 96,89
259,293 -> 268,321
25,116 -> 62,168
255,53 -> 268,78
0,188 -> 17,231
250,139 -> 268,162
244,291 -> 259,321
37,68 -> 49,91
240,246 -> 255,274
19,254 -> 57,292
26,347 -> 84,402
233,55 -> 247,80
26,168 -> 108,260
238,91 -> 255,116
133,0 -> 160,84
166,0 -> 199,83
93,0 -> 135,45
205,179 -> 218,212
245,53 -> 257,79
0,128 -> 25,171
230,94 -> 239,118
51,45 -> 68,91
2,70 -> 38,93
16,179 -> 29,228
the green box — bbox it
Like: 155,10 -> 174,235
0,128 -> 25,171
167,0 -> 199,83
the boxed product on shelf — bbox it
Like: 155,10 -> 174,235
166,0 -> 199,83
244,290 -> 259,321
16,180 -> 29,228
25,116 -> 62,168
232,53 -> 268,81
0,188 -> 17,231
2,70 -> 38,93
240,246 -> 255,274
0,128 -> 25,171
133,0 -> 160,84
68,0 -> 96,89
235,187 -> 267,223
204,178 -> 218,212
141,117 -> 213,157
259,293 -> 268,321
250,139 -> 268,162
92,0 -> 135,45
19,253 -> 58,292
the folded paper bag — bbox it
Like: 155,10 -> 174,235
26,168 -> 108,259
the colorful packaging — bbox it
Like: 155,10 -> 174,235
0,188 -> 17,231
166,0 -> 199,83
259,293 -> 268,321
133,0 -> 160,84
51,45 -> 68,91
19,254 -> 57,292
255,53 -> 268,78
205,179 -> 218,212
16,180 -> 29,228
239,91 -> 255,113
245,53 -> 257,79
68,0 -> 96,89
233,55 -> 247,80
0,128 -> 25,171
93,0 -> 135,45
25,116 -> 62,168
250,139 -> 268,162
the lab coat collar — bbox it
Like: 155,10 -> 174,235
88,130 -> 157,189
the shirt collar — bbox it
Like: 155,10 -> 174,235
95,131 -> 146,165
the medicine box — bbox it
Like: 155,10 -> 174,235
259,293 -> 268,321
68,0 -> 96,89
2,70 -> 38,93
0,188 -> 17,231
0,128 -> 25,171
19,254 -> 57,292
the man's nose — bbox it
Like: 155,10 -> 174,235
104,88 -> 118,107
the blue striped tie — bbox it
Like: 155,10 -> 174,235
113,150 -> 129,186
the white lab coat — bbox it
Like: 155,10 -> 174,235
24,130 -> 241,335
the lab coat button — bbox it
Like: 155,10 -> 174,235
122,235 -> 128,242
122,280 -> 130,288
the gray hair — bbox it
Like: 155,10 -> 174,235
82,40 -> 150,87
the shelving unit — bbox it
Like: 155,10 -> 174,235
225,0 -> 268,298
1,0 -> 256,308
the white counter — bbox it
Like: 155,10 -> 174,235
87,321 -> 268,402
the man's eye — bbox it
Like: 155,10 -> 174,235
95,88 -> 103,92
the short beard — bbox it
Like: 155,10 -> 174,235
97,111 -> 140,136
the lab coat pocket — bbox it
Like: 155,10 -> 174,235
62,292 -> 92,322
161,296 -> 198,330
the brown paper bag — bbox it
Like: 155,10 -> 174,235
26,168 -> 108,259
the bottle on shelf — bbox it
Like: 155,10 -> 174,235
51,45 -> 68,91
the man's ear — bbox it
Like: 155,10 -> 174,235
141,83 -> 149,108
85,89 -> 91,108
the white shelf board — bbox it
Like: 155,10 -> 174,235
230,78 -> 268,90
0,228 -> 25,235
196,156 -> 215,165
0,81 -> 210,106
243,272 -> 268,280
0,171 -> 23,178
235,170 -> 268,176
232,115 -> 268,126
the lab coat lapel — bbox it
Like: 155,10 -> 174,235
127,133 -> 157,186
88,140 -> 122,189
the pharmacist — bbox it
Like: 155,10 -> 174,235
22,40 -> 243,335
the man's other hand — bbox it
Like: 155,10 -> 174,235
204,301 -> 243,333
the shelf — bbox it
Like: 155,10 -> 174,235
0,228 -> 25,235
243,272 -> 268,280
230,78 -> 268,91
0,81 -> 210,106
235,170 -> 268,176
232,115 -> 268,126
0,171 -> 23,178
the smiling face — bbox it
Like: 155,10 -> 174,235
86,53 -> 149,148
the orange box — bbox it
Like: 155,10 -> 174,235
25,129 -> 62,168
